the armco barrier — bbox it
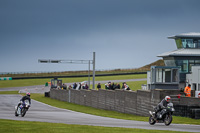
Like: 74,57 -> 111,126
0,77 -> 12,80
50,88 -> 200,118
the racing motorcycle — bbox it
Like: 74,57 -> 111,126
149,102 -> 175,126
15,100 -> 30,117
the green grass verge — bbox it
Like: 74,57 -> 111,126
0,119 -> 190,133
0,74 -> 147,88
0,91 -> 19,94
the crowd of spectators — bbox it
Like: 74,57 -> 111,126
58,81 -> 131,91
61,82 -> 89,90
97,82 -> 131,91
69,82 -> 89,90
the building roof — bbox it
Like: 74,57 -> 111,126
168,32 -> 200,39
157,48 -> 200,57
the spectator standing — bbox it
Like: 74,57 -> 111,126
73,83 -> 77,89
62,84 -> 67,90
108,82 -> 112,90
122,82 -> 126,89
110,82 -> 114,90
105,82 -> 111,90
184,84 -> 191,97
105,83 -> 109,89
85,83 -> 89,90
78,83 -> 81,90
115,83 -> 120,89
124,84 -> 131,91
68,85 -> 72,89
97,83 -> 101,90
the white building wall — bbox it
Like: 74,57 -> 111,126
192,66 -> 200,83
186,66 -> 200,97
186,74 -> 192,86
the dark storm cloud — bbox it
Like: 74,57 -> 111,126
0,0 -> 200,72
1,0 -> 199,36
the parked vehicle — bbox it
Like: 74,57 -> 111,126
15,100 -> 30,117
149,102 -> 175,126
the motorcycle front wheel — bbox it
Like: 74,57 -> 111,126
164,114 -> 172,126
21,108 -> 27,117
15,110 -> 18,117
149,115 -> 156,125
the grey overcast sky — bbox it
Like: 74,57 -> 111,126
1,0 -> 200,72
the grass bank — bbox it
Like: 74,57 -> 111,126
0,119 -> 189,133
0,74 -> 147,89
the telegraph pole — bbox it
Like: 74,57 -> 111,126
88,60 -> 90,89
93,52 -> 95,89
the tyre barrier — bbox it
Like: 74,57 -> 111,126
44,91 -> 50,97
0,77 -> 12,80
174,105 -> 200,119
191,109 -> 200,119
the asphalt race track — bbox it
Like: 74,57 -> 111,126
0,94 -> 200,132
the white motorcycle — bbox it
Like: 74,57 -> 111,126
15,100 -> 30,117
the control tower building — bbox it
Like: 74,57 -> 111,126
158,32 -> 200,88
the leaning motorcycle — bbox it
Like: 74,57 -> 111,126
15,100 -> 30,117
149,102 -> 175,126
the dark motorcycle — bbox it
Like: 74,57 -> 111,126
15,100 -> 30,117
149,102 -> 175,126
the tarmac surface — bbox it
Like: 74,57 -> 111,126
0,95 -> 200,132
0,79 -> 200,132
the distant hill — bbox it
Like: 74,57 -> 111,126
0,59 -> 165,78
138,59 -> 165,71
100,59 -> 165,73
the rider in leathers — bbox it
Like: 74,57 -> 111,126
156,96 -> 171,118
18,92 -> 31,109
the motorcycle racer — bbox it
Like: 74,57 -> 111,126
155,96 -> 171,118
15,92 -> 31,117
17,92 -> 31,108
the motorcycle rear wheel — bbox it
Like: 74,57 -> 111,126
164,114 -> 172,126
149,115 -> 156,125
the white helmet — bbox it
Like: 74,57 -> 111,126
165,96 -> 171,102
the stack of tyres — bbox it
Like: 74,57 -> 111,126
174,105 -> 200,119
173,105 -> 188,117
180,105 -> 187,117
44,91 -> 50,97
187,105 -> 199,118
173,105 -> 181,116
194,109 -> 200,119
191,109 -> 196,119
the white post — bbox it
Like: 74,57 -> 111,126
68,89 -> 71,103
